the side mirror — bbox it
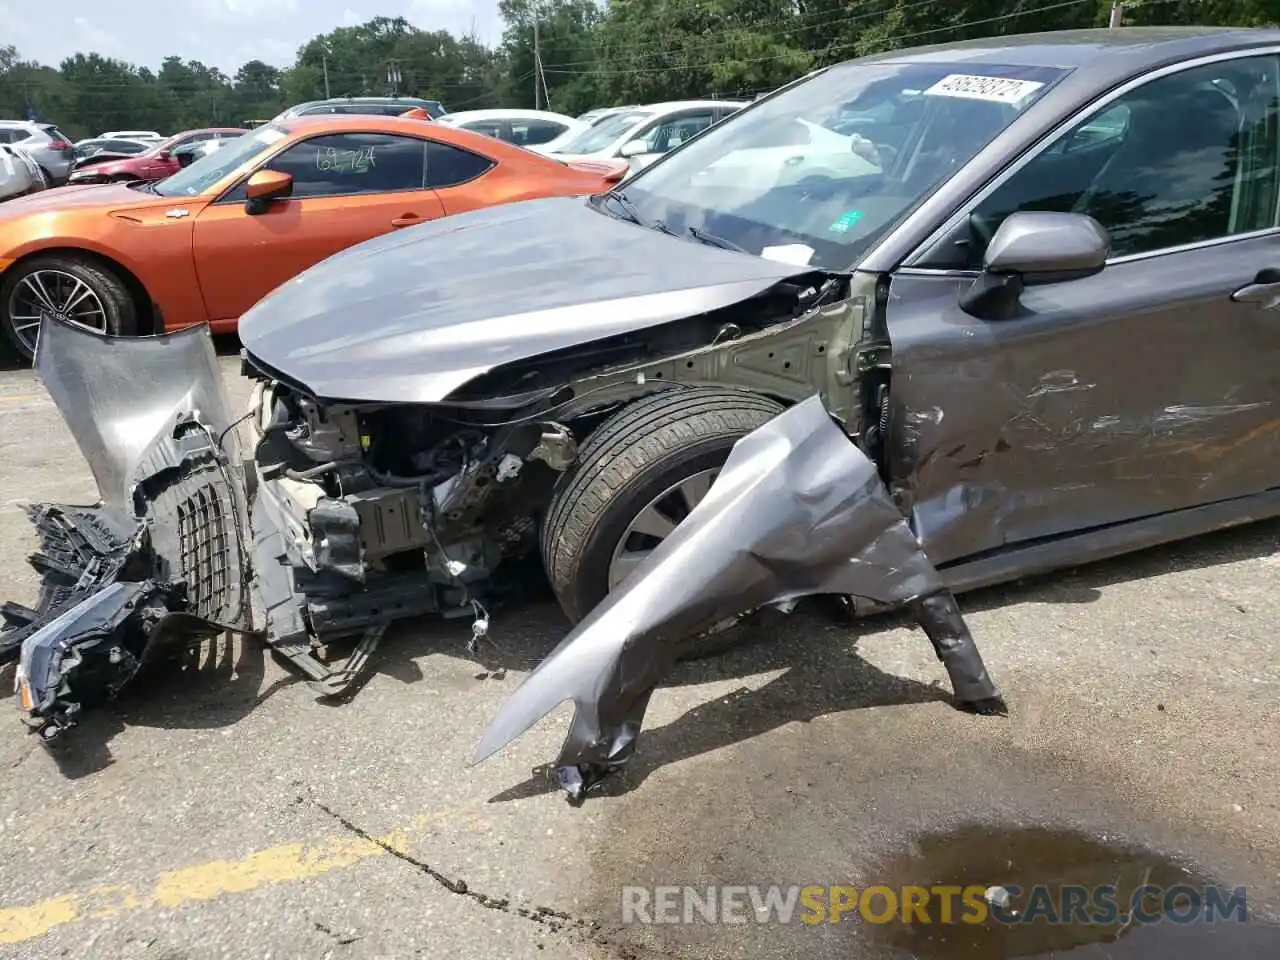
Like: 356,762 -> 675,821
960,211 -> 1110,320
618,139 -> 649,159
156,149 -> 172,161
244,169 -> 293,214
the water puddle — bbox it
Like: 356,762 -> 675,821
866,824 -> 1280,958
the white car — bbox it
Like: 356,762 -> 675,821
434,109 -> 584,149
98,129 -> 164,141
0,144 -> 44,201
691,116 -> 884,191
534,100 -> 748,172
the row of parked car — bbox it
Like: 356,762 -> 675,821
0,94 -> 748,361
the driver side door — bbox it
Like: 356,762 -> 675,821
192,131 -> 445,321
883,52 -> 1280,571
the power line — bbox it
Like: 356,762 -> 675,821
545,0 -> 1096,78
536,0 -> 948,67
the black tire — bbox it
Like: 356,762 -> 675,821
542,387 -> 784,656
0,254 -> 139,363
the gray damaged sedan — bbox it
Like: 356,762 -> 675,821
7,28 -> 1280,799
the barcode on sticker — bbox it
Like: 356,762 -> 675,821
923,74 -> 1045,104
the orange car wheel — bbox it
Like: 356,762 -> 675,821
1,254 -> 138,363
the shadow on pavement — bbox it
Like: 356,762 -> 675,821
12,458 -> 1279,783
486,624 -> 955,803
34,632 -> 297,779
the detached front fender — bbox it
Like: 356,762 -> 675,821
473,394 -> 949,797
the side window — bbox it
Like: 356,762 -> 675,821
263,133 -> 427,197
515,120 -> 568,145
461,120 -> 506,140
965,55 -> 1280,262
0,131 -> 18,144
424,139 -> 495,188
645,111 -> 715,153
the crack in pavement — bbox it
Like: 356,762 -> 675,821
306,793 -> 667,959
312,919 -> 361,946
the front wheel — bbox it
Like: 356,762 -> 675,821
541,387 -> 785,656
0,254 -> 139,362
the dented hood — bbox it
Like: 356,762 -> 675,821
237,196 -> 812,403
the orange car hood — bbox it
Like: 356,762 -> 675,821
0,182 -> 192,219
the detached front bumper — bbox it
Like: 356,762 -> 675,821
1,317 -> 252,739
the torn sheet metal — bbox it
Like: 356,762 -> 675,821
473,394 -> 972,795
3,316 -> 252,741
36,312 -> 246,512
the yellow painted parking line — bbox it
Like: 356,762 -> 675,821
0,395 -> 42,404
0,810 -> 474,945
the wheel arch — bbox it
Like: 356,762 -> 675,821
3,246 -> 159,335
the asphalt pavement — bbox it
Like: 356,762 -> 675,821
0,349 -> 1277,959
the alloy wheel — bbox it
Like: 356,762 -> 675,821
607,467 -> 718,589
6,269 -> 108,357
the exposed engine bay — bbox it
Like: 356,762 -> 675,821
244,376 -> 571,688
236,266 -> 861,691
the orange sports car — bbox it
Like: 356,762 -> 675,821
0,115 -> 629,360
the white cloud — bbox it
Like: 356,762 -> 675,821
72,16 -> 122,54
406,0 -> 492,40
232,36 -> 298,68
196,0 -> 298,21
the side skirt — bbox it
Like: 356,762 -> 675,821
938,486 -> 1280,597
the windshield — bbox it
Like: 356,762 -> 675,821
153,125 -> 288,197
552,110 -> 652,154
612,62 -> 1068,269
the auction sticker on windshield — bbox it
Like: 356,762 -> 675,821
923,74 -> 1045,104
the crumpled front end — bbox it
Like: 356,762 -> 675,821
1,317 -> 251,741
473,395 -> 999,799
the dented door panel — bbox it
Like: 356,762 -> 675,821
885,236 -> 1280,568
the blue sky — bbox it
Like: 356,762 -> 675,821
0,0 -> 506,74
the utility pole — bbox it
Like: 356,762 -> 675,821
533,9 -> 541,110
1109,1 -> 1124,27
322,50 -> 331,98
387,59 -> 402,96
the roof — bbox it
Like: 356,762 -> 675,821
439,109 -> 577,124
274,113 -> 542,155
292,96 -> 442,107
862,26 -> 1280,71
641,100 -> 749,112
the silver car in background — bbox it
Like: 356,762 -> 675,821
0,144 -> 44,201
0,121 -> 75,184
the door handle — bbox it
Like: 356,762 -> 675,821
391,215 -> 422,228
1231,268 -> 1280,309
